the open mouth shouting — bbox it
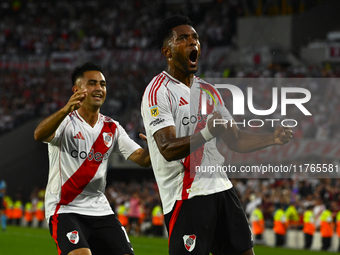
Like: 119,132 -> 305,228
189,49 -> 198,67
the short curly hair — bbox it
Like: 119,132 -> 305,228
156,14 -> 193,50
71,62 -> 103,86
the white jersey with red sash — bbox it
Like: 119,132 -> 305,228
44,110 -> 140,221
141,71 -> 233,214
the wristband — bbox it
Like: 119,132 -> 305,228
200,125 -> 214,142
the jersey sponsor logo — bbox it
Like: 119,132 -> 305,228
66,230 -> 79,244
149,118 -> 165,126
73,131 -> 85,140
70,148 -> 109,162
103,132 -> 113,147
182,110 -> 208,126
179,97 -> 189,106
150,105 -> 159,117
183,234 -> 196,252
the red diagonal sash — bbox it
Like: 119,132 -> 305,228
55,121 -> 117,214
182,84 -> 214,199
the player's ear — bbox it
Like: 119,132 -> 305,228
72,85 -> 78,93
161,46 -> 171,58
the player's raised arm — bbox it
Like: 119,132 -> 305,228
34,88 -> 87,142
153,111 -> 225,162
220,121 -> 293,153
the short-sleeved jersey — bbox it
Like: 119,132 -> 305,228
45,110 -> 141,221
141,71 -> 233,214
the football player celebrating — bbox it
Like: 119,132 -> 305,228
35,62 -> 150,255
141,15 -> 292,255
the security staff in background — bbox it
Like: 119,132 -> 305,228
151,203 -> 164,237
285,202 -> 300,229
273,202 -> 287,247
250,205 -> 265,244
336,210 -> 340,252
303,205 -> 315,249
319,203 -> 333,251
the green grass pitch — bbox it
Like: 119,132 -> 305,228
0,226 -> 334,255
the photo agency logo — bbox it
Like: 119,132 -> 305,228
200,84 -> 312,128
192,79 -> 340,179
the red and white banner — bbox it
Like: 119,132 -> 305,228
0,55 -> 48,70
0,47 -> 231,70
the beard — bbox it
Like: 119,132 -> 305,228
173,51 -> 198,74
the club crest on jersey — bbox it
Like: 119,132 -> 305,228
183,234 -> 196,252
150,105 -> 159,117
103,132 -> 113,147
66,230 -> 79,244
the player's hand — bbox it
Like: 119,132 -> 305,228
207,111 -> 225,137
274,126 -> 293,145
63,89 -> 87,113
139,133 -> 148,143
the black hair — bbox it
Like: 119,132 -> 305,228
156,14 -> 193,49
71,62 -> 103,86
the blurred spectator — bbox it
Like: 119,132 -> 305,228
0,180 -> 7,231
24,201 -> 33,227
319,203 -> 334,251
336,210 -> 340,252
302,205 -> 315,249
116,201 -> 129,228
250,204 -> 265,244
262,192 -> 275,228
273,199 -> 287,247
12,192 -> 23,226
126,192 -> 141,236
151,197 -> 164,237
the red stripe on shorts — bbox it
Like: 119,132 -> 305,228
51,214 -> 62,255
168,200 -> 183,247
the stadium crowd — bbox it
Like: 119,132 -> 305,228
0,0 -> 322,55
1,0 -> 336,139
0,0 -> 240,54
1,0 -> 339,144
0,0 -> 241,136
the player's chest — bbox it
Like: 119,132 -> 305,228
62,122 -> 116,155
173,85 -> 216,134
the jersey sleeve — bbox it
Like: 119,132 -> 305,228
113,123 -> 141,160
46,115 -> 71,146
142,84 -> 175,135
